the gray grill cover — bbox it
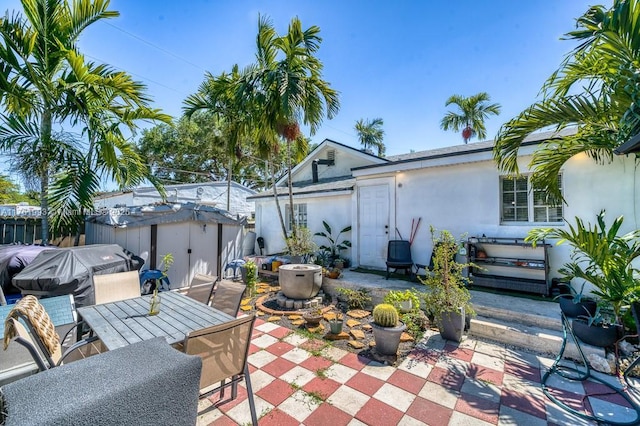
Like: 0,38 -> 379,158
0,245 -> 56,293
12,244 -> 141,307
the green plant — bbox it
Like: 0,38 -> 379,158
159,253 -> 174,279
527,210 -> 640,325
384,289 -> 420,313
555,281 -> 594,304
373,303 -> 399,327
400,310 -> 428,341
244,260 -> 257,296
284,226 -> 318,261
419,227 -> 475,326
314,221 -> 352,257
335,287 -> 371,309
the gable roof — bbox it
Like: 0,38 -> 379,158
248,177 -> 355,200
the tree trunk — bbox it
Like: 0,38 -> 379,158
271,160 -> 288,245
286,139 -> 296,240
227,158 -> 232,212
39,108 -> 52,244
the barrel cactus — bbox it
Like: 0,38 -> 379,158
373,303 -> 399,327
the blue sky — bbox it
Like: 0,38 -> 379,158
3,0 -> 595,158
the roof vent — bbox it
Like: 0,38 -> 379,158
327,150 -> 335,163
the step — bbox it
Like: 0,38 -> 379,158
469,315 -> 605,361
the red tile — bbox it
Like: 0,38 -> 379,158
355,398 -> 404,426
467,364 -> 504,386
387,369 -> 427,394
261,357 -> 296,377
268,326 -> 293,339
444,343 -> 474,362
583,380 -> 633,407
248,364 -> 257,373
428,366 -> 465,391
504,360 -> 541,383
251,329 -> 264,338
256,378 -> 295,406
257,408 -> 300,426
265,341 -> 295,357
345,372 -> 385,396
501,387 -> 546,419
300,355 -> 334,372
300,338 -> 326,352
210,385 -> 249,413
406,396 -> 453,426
248,343 -> 261,355
302,377 -> 342,400
208,415 -> 239,426
339,352 -> 369,370
304,403 -> 352,426
456,392 -> 500,424
254,318 -> 266,326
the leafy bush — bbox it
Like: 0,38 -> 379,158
336,286 -> 371,309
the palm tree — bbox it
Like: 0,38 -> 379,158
355,118 -> 385,156
493,0 -> 640,202
0,0 -> 169,242
243,15 -> 340,243
441,93 -> 501,144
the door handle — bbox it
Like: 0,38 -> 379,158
385,225 -> 389,229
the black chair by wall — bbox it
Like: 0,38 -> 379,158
385,240 -> 414,280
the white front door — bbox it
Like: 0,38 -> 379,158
358,184 -> 390,268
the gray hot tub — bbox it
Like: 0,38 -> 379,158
278,264 -> 322,299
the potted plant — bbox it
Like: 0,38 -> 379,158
315,221 -> 352,263
419,227 -> 475,342
284,226 -> 318,264
328,311 -> 344,334
384,288 -> 420,314
303,307 -> 324,328
572,306 -> 620,347
555,281 -> 598,318
527,211 -> 640,333
371,303 -> 406,355
149,253 -> 173,315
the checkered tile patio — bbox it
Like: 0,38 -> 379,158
196,318 -> 640,425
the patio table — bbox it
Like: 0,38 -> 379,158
76,291 -> 235,350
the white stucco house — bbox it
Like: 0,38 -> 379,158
249,131 -> 640,294
94,181 -> 257,219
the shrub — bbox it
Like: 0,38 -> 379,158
336,287 -> 371,310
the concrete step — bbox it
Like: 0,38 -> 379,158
469,314 -> 605,361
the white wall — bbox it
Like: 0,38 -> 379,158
254,191 -> 353,257
291,144 -> 381,184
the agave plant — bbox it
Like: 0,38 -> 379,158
527,210 -> 640,324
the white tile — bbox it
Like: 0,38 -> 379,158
589,397 -> 639,424
398,357 -> 433,378
324,363 -> 358,384
471,351 -> 505,371
196,399 -> 223,425
397,414 -> 427,426
320,345 -> 349,362
255,322 -> 281,333
501,374 -> 543,395
541,371 -> 586,394
435,355 -> 470,376
372,383 -> 416,412
417,381 -> 460,409
498,405 -> 547,426
448,411 -> 494,426
280,365 -> 316,386
504,347 -> 541,367
248,350 -> 277,368
327,385 -> 369,416
277,390 -> 321,422
361,361 -> 396,381
281,347 -> 311,364
282,332 -> 308,346
474,340 -> 506,358
251,334 -> 279,348
460,378 -> 501,403
458,338 -> 477,351
225,395 -> 273,425
247,369 -> 275,392
346,419 -> 369,426
545,401 -> 597,426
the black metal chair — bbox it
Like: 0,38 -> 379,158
385,240 -> 414,280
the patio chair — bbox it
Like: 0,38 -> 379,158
3,295 -> 100,371
210,281 -> 246,317
182,314 -> 257,425
184,273 -> 217,305
93,270 -> 141,305
385,240 -> 414,280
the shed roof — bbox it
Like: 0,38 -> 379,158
614,133 -> 640,155
86,202 -> 245,228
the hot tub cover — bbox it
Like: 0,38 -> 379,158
0,244 -> 56,293
12,244 -> 142,307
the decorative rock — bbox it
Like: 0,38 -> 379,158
400,332 -> 414,342
620,340 -> 636,355
310,299 -> 318,307
361,324 -> 372,331
323,312 -> 337,321
256,288 -> 267,294
369,341 -> 376,347
256,311 -> 265,316
287,314 -> 303,320
293,300 -> 303,309
346,319 -> 361,328
291,319 -> 305,326
348,341 -> 365,349
306,324 -> 324,333
347,309 -> 370,319
240,305 -> 252,312
588,353 -> 612,373
241,298 -> 252,306
303,301 -> 311,308
325,332 -> 350,341
267,316 -> 282,322
350,329 -> 365,340
285,299 -> 294,309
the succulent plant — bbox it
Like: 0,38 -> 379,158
373,303 -> 399,327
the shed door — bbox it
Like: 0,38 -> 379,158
358,184 -> 390,268
156,223 -> 190,288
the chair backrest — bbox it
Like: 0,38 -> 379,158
93,270 -> 141,305
185,274 -> 217,305
183,314 -> 255,390
3,295 -> 62,369
5,318 -> 52,371
387,240 -> 412,262
210,281 -> 246,317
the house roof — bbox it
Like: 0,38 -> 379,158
86,202 -> 245,228
94,181 -> 256,200
614,133 -> 640,155
248,177 -> 356,200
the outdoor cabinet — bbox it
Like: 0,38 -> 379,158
467,236 -> 550,296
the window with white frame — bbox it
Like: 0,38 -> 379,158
501,175 -> 563,223
285,203 -> 307,231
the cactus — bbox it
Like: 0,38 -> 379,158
373,303 -> 399,327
